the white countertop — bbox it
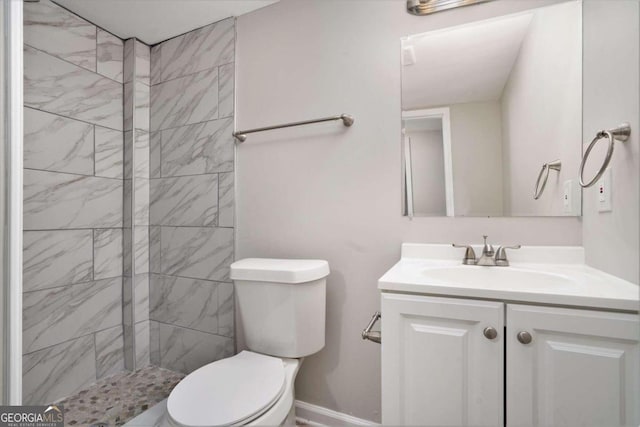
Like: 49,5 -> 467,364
378,244 -> 639,312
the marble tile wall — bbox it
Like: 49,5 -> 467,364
23,0 -> 125,404
148,18 -> 236,374
23,2 -> 236,402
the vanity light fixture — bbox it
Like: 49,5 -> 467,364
406,0 -> 491,16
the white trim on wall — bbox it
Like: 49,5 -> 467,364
3,0 -> 23,405
403,132 -> 414,218
0,0 -> 4,405
295,400 -> 379,427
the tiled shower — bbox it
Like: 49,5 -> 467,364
22,0 -> 235,405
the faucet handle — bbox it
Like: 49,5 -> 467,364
495,245 -> 521,266
452,244 -> 477,265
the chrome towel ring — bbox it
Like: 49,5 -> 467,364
534,160 -> 562,200
579,123 -> 631,188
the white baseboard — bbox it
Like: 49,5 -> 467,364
294,400 -> 379,426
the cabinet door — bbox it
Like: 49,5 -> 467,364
381,293 -> 504,426
507,304 -> 640,426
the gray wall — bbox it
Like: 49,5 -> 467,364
450,101 -> 504,216
501,1 -> 582,216
147,18 -> 236,374
236,0 -> 583,422
582,0 -> 639,285
22,0 -> 124,404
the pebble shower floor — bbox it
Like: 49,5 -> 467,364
54,366 -> 184,426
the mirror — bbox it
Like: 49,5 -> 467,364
401,1 -> 582,217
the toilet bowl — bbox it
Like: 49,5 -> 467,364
165,351 -> 300,426
163,258 -> 329,427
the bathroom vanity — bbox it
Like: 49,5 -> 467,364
378,244 -> 639,426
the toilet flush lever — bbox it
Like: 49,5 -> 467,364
362,311 -> 381,344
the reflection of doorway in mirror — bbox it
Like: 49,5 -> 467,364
402,108 -> 454,217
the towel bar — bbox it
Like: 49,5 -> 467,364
233,114 -> 354,142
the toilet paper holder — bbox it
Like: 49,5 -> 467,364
362,311 -> 382,344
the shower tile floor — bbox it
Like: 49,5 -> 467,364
55,365 -> 184,427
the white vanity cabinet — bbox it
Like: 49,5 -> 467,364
381,293 -> 640,426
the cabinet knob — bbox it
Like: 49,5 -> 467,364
517,331 -> 533,344
483,326 -> 498,340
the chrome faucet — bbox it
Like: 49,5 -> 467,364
452,236 -> 521,267
477,235 -> 496,266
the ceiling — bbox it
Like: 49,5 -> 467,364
54,0 -> 279,45
402,12 -> 532,110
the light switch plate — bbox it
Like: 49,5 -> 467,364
597,168 -> 612,212
563,180 -> 573,215
563,180 -> 572,214
402,46 -> 416,66
563,179 -> 581,215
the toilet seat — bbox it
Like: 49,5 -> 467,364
167,351 -> 286,426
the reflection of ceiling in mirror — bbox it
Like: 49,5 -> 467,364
402,12 -> 533,110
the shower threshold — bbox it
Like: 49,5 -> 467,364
54,365 -> 184,426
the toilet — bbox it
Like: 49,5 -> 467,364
164,258 -> 329,426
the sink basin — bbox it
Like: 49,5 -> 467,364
421,266 -> 577,291
378,244 -> 639,311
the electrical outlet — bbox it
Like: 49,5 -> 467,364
597,168 -> 612,212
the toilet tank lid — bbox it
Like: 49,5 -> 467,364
230,258 -> 330,284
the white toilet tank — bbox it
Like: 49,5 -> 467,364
230,258 -> 329,358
